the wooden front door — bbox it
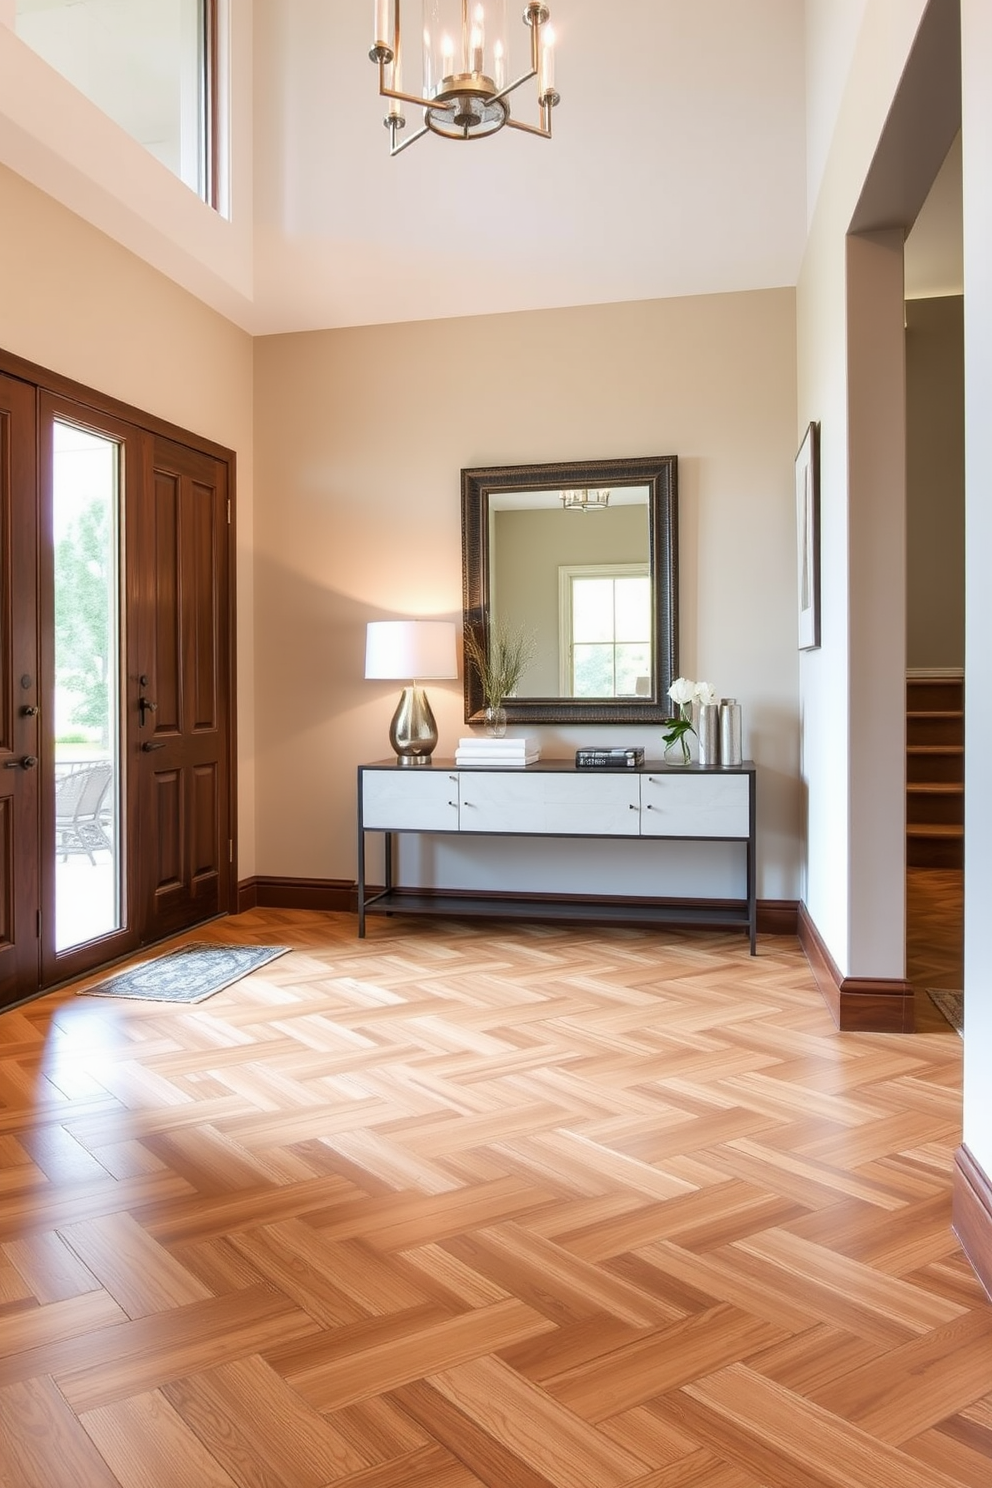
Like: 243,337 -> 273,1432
0,355 -> 235,1000
133,435 -> 232,943
0,374 -> 40,1008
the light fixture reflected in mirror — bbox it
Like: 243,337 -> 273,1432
560,489 -> 610,513
365,620 -> 458,765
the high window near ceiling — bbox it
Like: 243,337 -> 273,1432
15,0 -> 218,207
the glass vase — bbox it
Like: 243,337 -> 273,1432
484,704 -> 507,738
664,735 -> 691,765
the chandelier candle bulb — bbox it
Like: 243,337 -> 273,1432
389,49 -> 404,119
719,698 -> 743,767
374,0 -> 391,52
697,703 -> 720,766
539,24 -> 556,97
471,4 -> 484,71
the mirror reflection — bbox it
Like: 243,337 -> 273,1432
489,486 -> 651,698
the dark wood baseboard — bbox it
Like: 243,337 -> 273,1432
237,877 -> 353,914
757,900 -> 799,936
798,902 -> 915,1032
953,1145 -> 992,1302
238,878 -> 797,940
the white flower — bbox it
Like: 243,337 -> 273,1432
668,676 -> 696,706
694,681 -> 716,706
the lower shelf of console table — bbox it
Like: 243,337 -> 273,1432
357,758 -> 758,953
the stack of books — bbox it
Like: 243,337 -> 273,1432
455,736 -> 540,767
575,746 -> 645,768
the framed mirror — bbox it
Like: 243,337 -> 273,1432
462,455 -> 678,724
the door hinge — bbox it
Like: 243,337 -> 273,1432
229,838 -> 234,862
36,909 -> 42,939
227,499 -> 231,525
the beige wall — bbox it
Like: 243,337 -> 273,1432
906,295 -> 965,670
0,161 -> 257,870
253,289 -> 800,899
962,0 -> 992,1179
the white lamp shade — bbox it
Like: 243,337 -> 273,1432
365,620 -> 458,680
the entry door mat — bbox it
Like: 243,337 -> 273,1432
927,988 -> 964,1036
81,943 -> 292,1003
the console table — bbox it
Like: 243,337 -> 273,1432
357,759 -> 757,952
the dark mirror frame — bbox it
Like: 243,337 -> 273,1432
462,454 -> 679,725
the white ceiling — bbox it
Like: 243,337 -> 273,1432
904,131 -> 963,299
251,0 -> 809,333
4,2 -> 962,336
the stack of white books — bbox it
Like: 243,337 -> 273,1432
454,736 -> 541,767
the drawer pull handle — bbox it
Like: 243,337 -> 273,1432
629,803 -> 639,811
448,800 -> 458,807
464,800 -> 474,807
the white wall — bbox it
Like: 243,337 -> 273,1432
804,0 -> 869,226
0,2 -> 253,327
796,0 -> 930,974
0,161 -> 257,872
253,290 -> 800,902
961,0 -> 992,1178
800,0 -> 992,1204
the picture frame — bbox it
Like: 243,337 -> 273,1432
796,421 -> 820,650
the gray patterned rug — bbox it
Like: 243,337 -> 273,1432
81,943 -> 291,1003
926,988 -> 963,1037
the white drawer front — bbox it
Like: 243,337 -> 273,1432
640,773 -> 750,838
362,770 -> 460,831
459,772 -> 641,836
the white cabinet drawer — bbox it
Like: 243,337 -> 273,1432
640,772 -> 750,838
362,770 -> 460,831
458,771 -> 641,836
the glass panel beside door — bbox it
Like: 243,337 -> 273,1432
52,421 -> 123,953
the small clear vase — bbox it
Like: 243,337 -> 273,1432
664,734 -> 691,765
484,704 -> 508,738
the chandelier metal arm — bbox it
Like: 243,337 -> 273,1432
377,58 -> 456,114
388,120 -> 431,156
505,108 -> 554,140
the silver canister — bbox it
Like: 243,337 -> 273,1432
697,702 -> 720,766
719,698 -> 742,766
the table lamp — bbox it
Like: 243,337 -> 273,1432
365,619 -> 458,765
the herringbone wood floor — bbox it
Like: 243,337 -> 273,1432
907,868 -> 964,1032
1,905 -> 988,1488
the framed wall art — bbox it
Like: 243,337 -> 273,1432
796,421 -> 820,651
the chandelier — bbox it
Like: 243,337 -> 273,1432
370,1 -> 559,156
561,489 -> 610,513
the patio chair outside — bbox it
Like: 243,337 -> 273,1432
55,762 -> 114,864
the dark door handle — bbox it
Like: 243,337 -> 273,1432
4,755 -> 37,769
142,741 -> 166,752
139,696 -> 158,725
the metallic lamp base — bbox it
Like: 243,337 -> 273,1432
388,685 -> 438,764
